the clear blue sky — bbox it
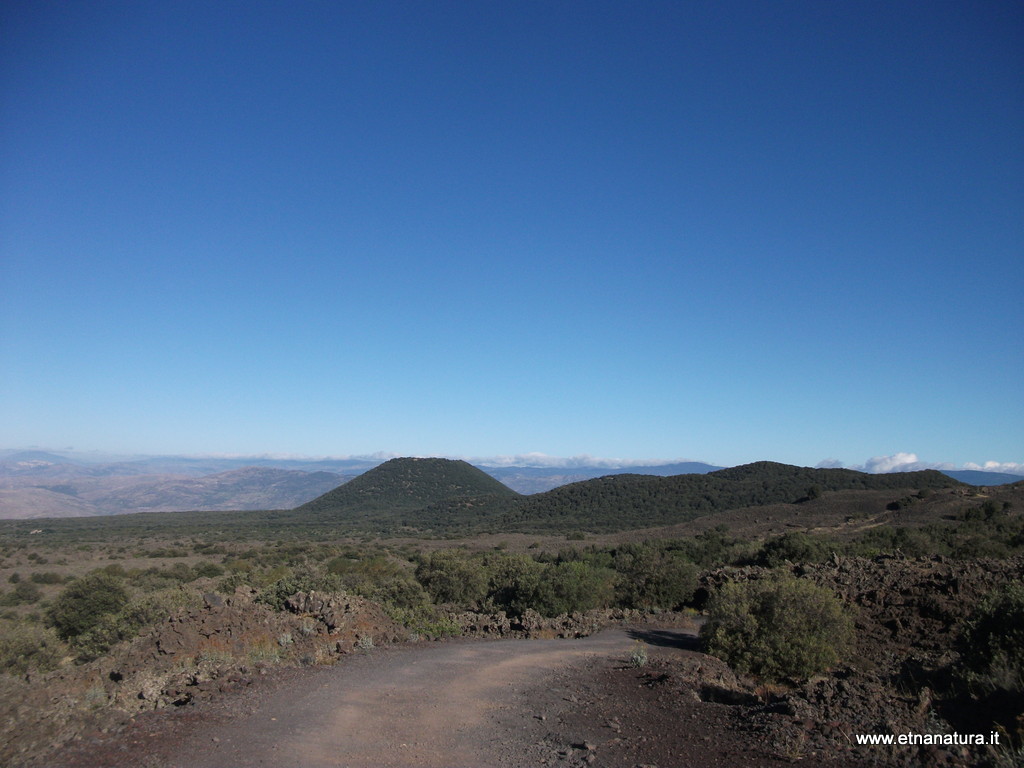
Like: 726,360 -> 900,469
2,1 -> 1022,471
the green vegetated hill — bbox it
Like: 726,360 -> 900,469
295,457 -> 520,525
291,457 -> 963,535
492,461 -> 962,533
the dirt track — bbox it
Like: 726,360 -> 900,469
50,622 -> 880,768
155,628 -> 653,768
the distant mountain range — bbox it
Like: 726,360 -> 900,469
940,470 -> 1024,486
0,452 -> 349,519
0,449 -> 1019,519
481,461 -> 723,493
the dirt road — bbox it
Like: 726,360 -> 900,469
160,628 -> 653,768
54,623 -> 851,768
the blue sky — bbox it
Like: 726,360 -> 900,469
1,1 -> 1022,471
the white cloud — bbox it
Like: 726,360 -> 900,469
814,453 -> 944,473
862,453 -> 926,473
963,461 -> 1024,476
818,453 -> 1024,474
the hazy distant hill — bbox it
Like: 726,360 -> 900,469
479,461 -> 722,493
0,450 -> 381,479
940,469 -> 1023,486
0,488 -> 102,519
0,467 -> 347,519
297,457 -> 519,525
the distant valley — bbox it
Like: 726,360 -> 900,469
0,452 -> 351,519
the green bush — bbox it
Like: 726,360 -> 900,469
757,532 -> 830,567
0,581 -> 42,606
73,587 -> 198,661
0,620 -> 67,673
256,572 -> 342,610
614,545 -> 697,610
47,572 -> 130,640
961,580 -> 1024,694
534,561 -> 616,616
700,571 -> 853,681
673,527 -> 739,567
193,561 -> 225,578
415,550 -> 490,606
29,571 -> 65,584
361,572 -> 432,613
481,552 -> 544,616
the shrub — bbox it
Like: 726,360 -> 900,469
362,573 -> 432,613
961,580 -> 1024,694
0,620 -> 67,673
100,563 -> 127,578
700,571 -> 853,681
73,587 -> 198,661
534,561 -> 616,616
193,561 -> 225,578
47,572 -> 130,640
482,552 -> 544,616
0,581 -> 42,606
328,555 -> 427,611
628,640 -> 648,668
614,545 -> 698,610
386,604 -> 461,640
29,571 -> 64,584
757,532 -> 829,567
415,550 -> 490,606
256,572 -> 342,610
674,527 -> 738,567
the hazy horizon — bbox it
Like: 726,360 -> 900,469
3,445 -> 1022,477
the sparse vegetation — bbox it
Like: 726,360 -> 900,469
628,639 -> 648,668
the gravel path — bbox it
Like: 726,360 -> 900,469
162,629 -> 646,768
57,623 -> 825,768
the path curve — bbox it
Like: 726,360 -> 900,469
162,628 -> 672,768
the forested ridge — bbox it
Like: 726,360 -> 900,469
489,462 -> 960,533
299,459 -> 963,534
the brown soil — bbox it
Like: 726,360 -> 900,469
46,622 -> 852,768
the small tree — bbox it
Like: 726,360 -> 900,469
48,572 -> 129,640
700,571 -> 853,681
